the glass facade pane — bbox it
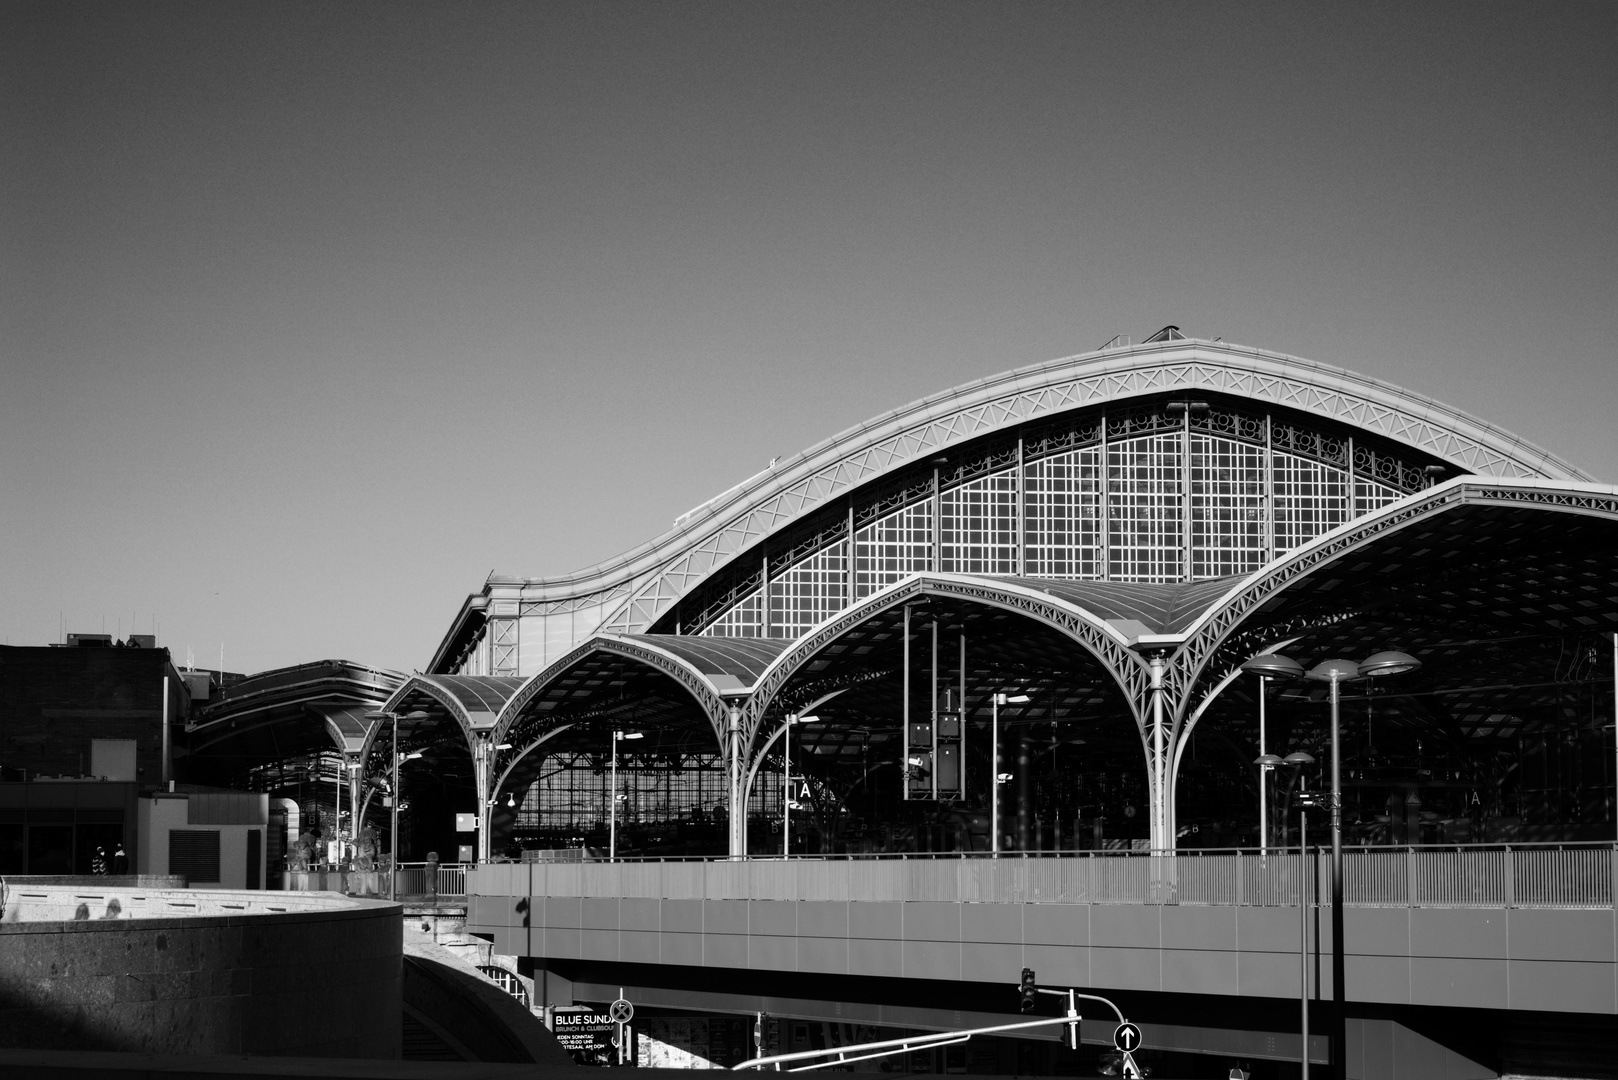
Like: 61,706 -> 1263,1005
1273,450 -> 1350,554
1355,477 -> 1403,517
1108,434 -> 1183,582
700,589 -> 762,637
769,542 -> 849,638
854,500 -> 933,600
940,470 -> 1017,575
518,752 -> 778,831
1190,435 -> 1267,578
1024,447 -> 1103,579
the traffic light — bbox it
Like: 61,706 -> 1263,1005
1019,967 -> 1038,1013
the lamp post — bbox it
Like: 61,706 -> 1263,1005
783,714 -> 821,857
1243,655 -> 1305,857
991,693 -> 1030,855
364,710 -> 428,903
609,730 -> 643,861
1247,650 -> 1420,1080
1280,751 -> 1318,1078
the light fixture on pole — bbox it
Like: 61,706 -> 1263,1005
1284,751 -> 1318,1079
365,710 -> 428,903
783,714 -> 821,857
1253,649 -> 1420,1080
1242,654 -> 1304,857
609,731 -> 643,861
991,693 -> 1029,855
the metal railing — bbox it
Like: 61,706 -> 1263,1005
394,863 -> 468,899
470,844 -> 1617,909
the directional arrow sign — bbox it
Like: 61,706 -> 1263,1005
1113,1022 -> 1142,1053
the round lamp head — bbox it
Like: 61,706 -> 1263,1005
1254,753 -> 1285,768
1306,658 -> 1360,682
1242,654 -> 1305,679
1283,751 -> 1316,768
1360,650 -> 1422,677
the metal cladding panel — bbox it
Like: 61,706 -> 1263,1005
580,928 -> 618,960
795,901 -> 849,939
847,900 -> 902,940
619,930 -> 662,965
1160,905 -> 1237,951
1508,958 -> 1618,1014
797,936 -> 850,974
661,898 -> 702,933
1089,903 -> 1162,949
961,941 -> 1024,986
902,940 -> 961,981
1161,948 -> 1240,997
661,932 -> 703,968
1508,907 -> 1617,962
620,897 -> 660,931
1021,902 -> 1085,946
703,933 -> 748,969
961,899 -> 1024,944
748,934 -> 797,970
1238,947 -> 1305,1000
847,937 -> 903,978
1409,957 -> 1510,1010
748,900 -> 797,936
1341,906 -> 1411,957
1021,942 -> 1085,988
903,901 -> 962,942
1089,946 -> 1162,992
1410,906 -> 1508,959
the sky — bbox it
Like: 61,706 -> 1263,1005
4,1 -> 1615,675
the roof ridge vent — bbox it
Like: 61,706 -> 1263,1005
1142,325 -> 1185,343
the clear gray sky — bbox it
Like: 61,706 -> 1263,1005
5,1 -> 1615,675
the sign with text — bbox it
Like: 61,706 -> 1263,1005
553,1010 -> 616,1065
454,813 -> 478,832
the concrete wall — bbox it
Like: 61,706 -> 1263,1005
0,889 -> 401,1058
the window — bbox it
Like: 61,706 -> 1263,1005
169,830 -> 221,883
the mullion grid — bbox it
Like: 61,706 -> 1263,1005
1355,477 -> 1404,517
1108,434 -> 1183,582
700,589 -> 763,637
940,470 -> 1017,574
855,500 -> 933,599
769,541 -> 849,638
1190,435 -> 1266,578
520,753 -> 771,830
1273,450 -> 1350,554
1023,447 -> 1103,578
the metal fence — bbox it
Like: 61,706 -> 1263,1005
395,863 -> 468,899
471,845 -> 1617,909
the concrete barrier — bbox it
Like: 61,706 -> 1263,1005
0,886 -> 402,1058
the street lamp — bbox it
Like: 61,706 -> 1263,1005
609,731 -> 643,861
1252,649 -> 1421,1080
782,715 -> 822,857
991,693 -> 1030,855
1282,751 -> 1318,1079
1243,655 -> 1305,858
365,710 -> 428,902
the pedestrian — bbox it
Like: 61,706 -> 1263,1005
92,846 -> 107,875
111,842 -> 128,876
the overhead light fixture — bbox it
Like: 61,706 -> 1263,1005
1360,650 -> 1422,678
1242,654 -> 1305,679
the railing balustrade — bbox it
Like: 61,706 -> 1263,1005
394,862 -> 468,899
470,844 -> 1617,909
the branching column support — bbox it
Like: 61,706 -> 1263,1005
728,702 -> 745,859
472,734 -> 495,863
346,752 -> 365,850
1146,651 -> 1172,854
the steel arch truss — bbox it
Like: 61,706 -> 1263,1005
743,573 -> 1153,752
494,635 -> 734,755
597,345 -> 1588,636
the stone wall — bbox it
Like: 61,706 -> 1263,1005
0,889 -> 401,1058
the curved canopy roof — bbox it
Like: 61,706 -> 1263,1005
434,336 -> 1595,671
